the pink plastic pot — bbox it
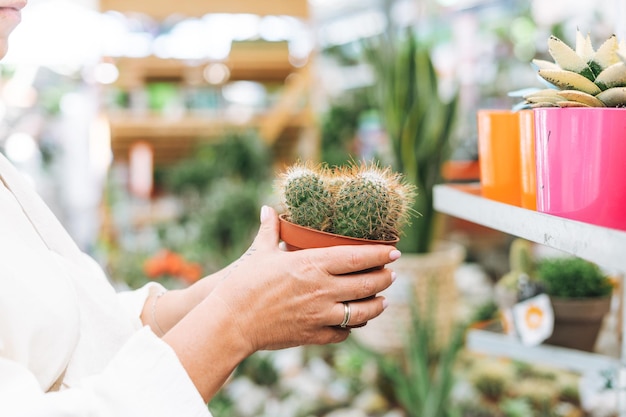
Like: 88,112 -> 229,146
534,107 -> 626,230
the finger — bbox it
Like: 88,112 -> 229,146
251,205 -> 280,250
330,296 -> 388,328
306,245 -> 401,276
330,268 -> 395,302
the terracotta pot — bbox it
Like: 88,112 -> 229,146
278,214 -> 399,250
545,296 -> 612,352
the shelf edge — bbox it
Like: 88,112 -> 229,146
467,328 -> 619,375
434,184 -> 626,273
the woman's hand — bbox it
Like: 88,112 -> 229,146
162,206 -> 399,402
209,205 -> 399,352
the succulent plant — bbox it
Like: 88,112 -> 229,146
516,30 -> 626,108
277,161 -> 416,241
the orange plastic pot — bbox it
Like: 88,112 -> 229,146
278,214 -> 399,251
477,109 -> 522,206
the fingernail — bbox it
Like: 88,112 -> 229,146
389,249 -> 401,261
391,271 -> 397,283
382,298 -> 389,310
260,205 -> 270,222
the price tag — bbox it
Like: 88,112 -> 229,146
511,293 -> 554,346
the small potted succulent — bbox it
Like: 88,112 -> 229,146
275,161 -> 416,250
518,31 -> 626,109
536,256 -> 614,352
515,30 -> 626,230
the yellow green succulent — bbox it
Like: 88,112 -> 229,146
517,30 -> 626,108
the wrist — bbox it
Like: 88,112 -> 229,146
163,294 -> 252,402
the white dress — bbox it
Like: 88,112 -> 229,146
0,153 -> 211,417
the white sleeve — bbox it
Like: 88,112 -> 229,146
115,282 -> 167,329
0,327 -> 212,417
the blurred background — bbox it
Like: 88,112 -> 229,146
1,0 -> 625,416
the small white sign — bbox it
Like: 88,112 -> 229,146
511,293 -> 554,346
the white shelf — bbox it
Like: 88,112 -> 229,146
467,328 -> 618,376
435,183 -> 626,416
433,184 -> 626,273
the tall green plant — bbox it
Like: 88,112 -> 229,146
362,297 -> 466,417
365,30 -> 459,253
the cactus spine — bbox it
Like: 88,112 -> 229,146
278,161 -> 415,241
333,164 -> 413,240
279,162 -> 334,232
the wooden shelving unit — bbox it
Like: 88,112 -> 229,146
113,42 -> 296,88
99,0 -> 310,20
102,29 -> 316,167
106,111 -> 310,166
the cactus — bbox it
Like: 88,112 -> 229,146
470,360 -> 513,402
277,161 -> 415,241
509,238 -> 534,276
333,164 -> 414,240
495,239 -> 541,308
497,239 -> 535,293
277,162 -> 334,232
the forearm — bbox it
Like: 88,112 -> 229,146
139,271 -> 223,336
161,294 -> 251,403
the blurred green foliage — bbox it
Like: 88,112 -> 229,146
537,257 -> 613,298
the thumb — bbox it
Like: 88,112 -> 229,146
254,205 -> 280,248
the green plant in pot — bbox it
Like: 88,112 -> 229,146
536,256 -> 614,352
276,160 -> 416,250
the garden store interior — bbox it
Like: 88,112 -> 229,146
2,0 -> 626,416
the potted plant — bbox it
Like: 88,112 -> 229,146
516,30 -> 626,230
276,160 -> 416,250
357,29 -> 465,352
536,256 -> 614,352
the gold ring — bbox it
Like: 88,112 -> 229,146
340,302 -> 351,328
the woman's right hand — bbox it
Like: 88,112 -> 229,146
163,205 -> 399,403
